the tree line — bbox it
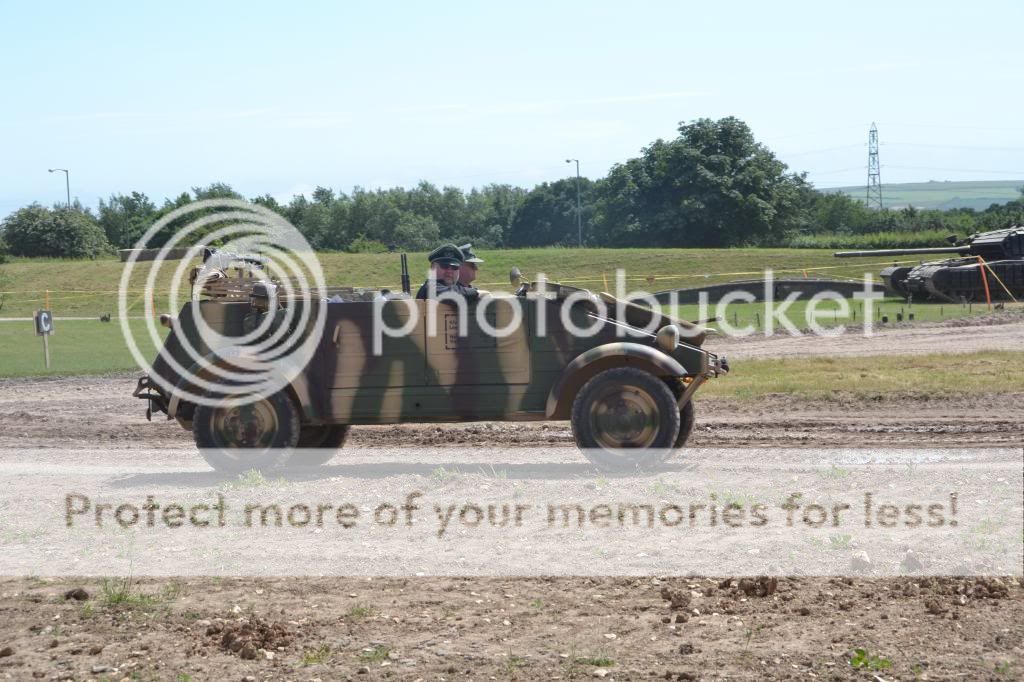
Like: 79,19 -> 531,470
2,117 -> 1022,259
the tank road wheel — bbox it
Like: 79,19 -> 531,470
571,367 -> 681,470
192,390 -> 301,473
287,425 -> 351,467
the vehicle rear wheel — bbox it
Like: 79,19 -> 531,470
192,390 -> 301,472
571,367 -> 680,470
287,424 -> 350,467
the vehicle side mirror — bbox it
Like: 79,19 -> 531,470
510,267 -> 522,288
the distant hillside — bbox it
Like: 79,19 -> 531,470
820,180 -> 1023,210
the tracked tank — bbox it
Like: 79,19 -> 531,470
834,226 -> 1024,301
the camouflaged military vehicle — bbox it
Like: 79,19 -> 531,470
134,253 -> 728,471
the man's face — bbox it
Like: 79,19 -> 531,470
432,261 -> 460,286
459,262 -> 478,286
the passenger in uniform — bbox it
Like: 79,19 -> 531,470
415,243 -> 481,301
458,243 -> 484,287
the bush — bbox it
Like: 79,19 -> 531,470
1,204 -> 112,258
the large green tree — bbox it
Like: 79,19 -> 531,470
593,117 -> 810,247
507,178 -> 595,247
98,191 -> 157,248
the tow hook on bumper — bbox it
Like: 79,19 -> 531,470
132,376 -> 168,421
676,353 -> 728,408
715,354 -> 730,375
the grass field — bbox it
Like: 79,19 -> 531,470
703,351 -> 1024,400
0,247 -> 919,319
0,319 -> 165,378
823,179 -> 1023,210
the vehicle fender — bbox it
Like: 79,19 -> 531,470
545,342 -> 686,419
166,354 -> 314,421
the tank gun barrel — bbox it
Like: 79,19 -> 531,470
834,246 -> 970,258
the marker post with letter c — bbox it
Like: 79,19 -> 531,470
34,309 -> 54,368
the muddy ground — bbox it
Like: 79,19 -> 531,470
0,317 -> 1021,680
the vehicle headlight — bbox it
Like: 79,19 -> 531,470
656,324 -> 680,352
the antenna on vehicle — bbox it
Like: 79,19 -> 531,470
400,253 -> 411,295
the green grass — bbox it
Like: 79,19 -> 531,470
0,318 -> 165,377
703,351 -> 1024,400
300,643 -> 333,665
358,645 -> 390,663
848,647 -> 892,671
346,604 -> 373,619
0,247 -> 891,318
824,179 -> 1023,210
100,577 -> 181,609
786,229 -> 957,249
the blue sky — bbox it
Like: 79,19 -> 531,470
1,0 -> 1022,216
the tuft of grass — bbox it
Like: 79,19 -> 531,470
346,604 -> 373,620
501,651 -> 528,676
100,576 -> 180,610
711,489 -> 758,509
574,655 -> 615,667
300,643 -> 332,666
829,534 -> 853,549
849,648 -> 892,671
820,464 -> 850,479
224,469 -> 269,489
359,645 -> 390,663
101,577 -> 157,608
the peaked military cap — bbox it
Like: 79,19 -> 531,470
459,243 -> 484,263
427,243 -> 464,267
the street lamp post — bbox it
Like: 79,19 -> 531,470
565,158 -> 582,247
48,168 -> 70,208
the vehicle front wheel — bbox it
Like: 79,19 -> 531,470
192,390 -> 301,472
673,399 -> 696,449
571,367 -> 681,470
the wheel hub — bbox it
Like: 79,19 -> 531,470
588,384 -> 659,449
211,400 -> 278,448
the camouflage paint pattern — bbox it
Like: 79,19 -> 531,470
143,280 -> 725,431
